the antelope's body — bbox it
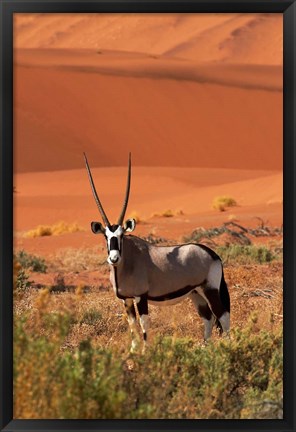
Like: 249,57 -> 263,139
84,153 -> 230,352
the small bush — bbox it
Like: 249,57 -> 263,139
15,250 -> 47,273
184,227 -> 220,243
51,274 -> 67,292
16,269 -> 32,292
217,244 -> 276,264
183,222 -> 282,249
151,209 -> 183,218
213,196 -> 237,212
24,221 -> 85,238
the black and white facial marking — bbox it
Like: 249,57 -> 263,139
105,224 -> 124,266
91,218 -> 136,267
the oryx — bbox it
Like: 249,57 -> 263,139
84,153 -> 230,352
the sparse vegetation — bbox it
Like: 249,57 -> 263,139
24,221 -> 85,238
15,250 -> 47,273
16,269 -> 32,292
151,209 -> 184,218
13,219 -> 283,420
13,311 -> 282,419
183,221 -> 283,247
50,247 -> 108,273
217,244 -> 278,265
212,196 -> 237,212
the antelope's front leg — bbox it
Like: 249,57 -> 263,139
135,294 -> 149,352
124,298 -> 140,353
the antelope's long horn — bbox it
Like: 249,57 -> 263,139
83,153 -> 110,227
117,153 -> 131,225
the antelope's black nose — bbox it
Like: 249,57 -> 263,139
110,256 -> 119,264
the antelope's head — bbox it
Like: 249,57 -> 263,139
84,153 -> 136,266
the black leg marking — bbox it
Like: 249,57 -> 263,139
203,287 -> 226,319
197,303 -> 212,321
190,290 -> 212,320
190,290 -> 215,340
136,294 -> 149,345
137,293 -> 148,315
202,285 -> 230,336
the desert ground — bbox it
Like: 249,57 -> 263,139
13,13 -> 283,419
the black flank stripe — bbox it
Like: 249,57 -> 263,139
148,285 -> 198,302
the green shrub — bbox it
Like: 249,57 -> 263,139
16,269 -> 32,291
15,250 -> 47,273
14,312 -> 283,420
217,244 -> 276,264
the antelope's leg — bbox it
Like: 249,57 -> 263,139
123,298 -> 140,353
202,287 -> 230,335
190,290 -> 215,341
201,261 -> 230,337
135,294 -> 149,351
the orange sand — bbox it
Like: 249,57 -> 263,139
13,13 -> 283,256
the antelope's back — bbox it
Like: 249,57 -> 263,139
129,238 -> 219,296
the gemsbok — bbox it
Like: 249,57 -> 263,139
84,153 -> 230,352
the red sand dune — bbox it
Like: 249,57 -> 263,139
13,13 -> 283,255
14,13 -> 282,65
14,49 -> 282,172
14,13 -> 283,172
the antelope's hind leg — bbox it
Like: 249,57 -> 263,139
190,290 -> 215,341
124,298 -> 140,353
202,261 -> 230,336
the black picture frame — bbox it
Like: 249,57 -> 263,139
1,1 -> 295,431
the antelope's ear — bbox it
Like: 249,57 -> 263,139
123,218 -> 136,233
91,221 -> 105,234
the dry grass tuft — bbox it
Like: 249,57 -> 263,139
212,196 -> 237,212
24,221 -> 85,238
50,247 -> 108,273
151,209 -> 184,218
